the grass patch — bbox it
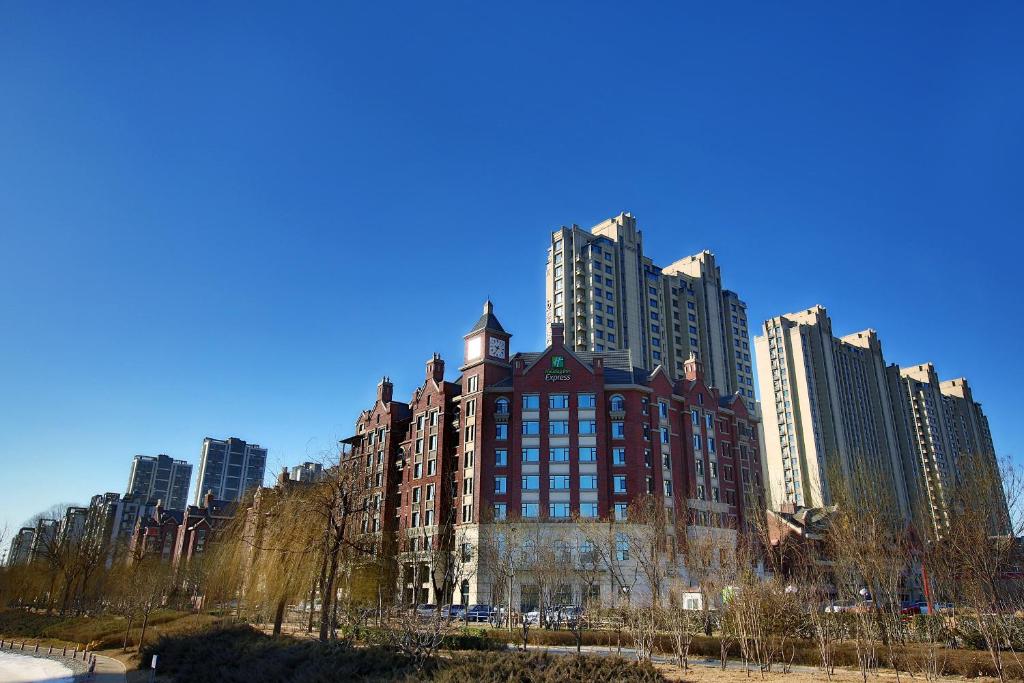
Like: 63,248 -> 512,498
0,608 -> 221,651
141,625 -> 667,682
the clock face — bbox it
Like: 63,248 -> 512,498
466,335 -> 482,360
488,337 -> 507,359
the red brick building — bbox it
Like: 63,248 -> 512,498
344,301 -> 765,609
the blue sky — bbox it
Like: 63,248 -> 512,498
1,2 -> 1022,546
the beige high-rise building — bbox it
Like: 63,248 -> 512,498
754,305 -> 910,518
887,363 -> 1007,535
544,212 -> 756,412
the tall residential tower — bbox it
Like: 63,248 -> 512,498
544,212 -> 756,413
754,306 -> 910,518
126,454 -> 192,509
194,437 -> 267,504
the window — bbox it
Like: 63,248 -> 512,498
691,409 -> 699,426
428,434 -> 437,451
713,487 -> 720,502
427,459 -> 436,475
522,475 -> 540,490
522,421 -> 540,435
580,475 -> 597,490
614,475 -> 627,493
550,447 -> 569,462
697,484 -> 705,500
521,503 -> 539,518
695,459 -> 704,476
522,394 -> 540,410
464,425 -> 475,443
461,542 -> 473,563
579,447 -> 597,462
579,419 -> 597,434
426,484 -> 434,500
463,477 -> 473,495
659,401 -> 669,419
550,475 -> 570,490
615,503 -> 628,520
693,434 -> 701,451
660,428 -> 670,444
412,511 -> 420,527
462,504 -> 474,523
612,421 -> 625,439
414,462 -> 423,478
710,462 -> 718,478
664,480 -> 673,496
549,420 -> 569,435
495,398 -> 509,414
412,486 -> 421,503
493,503 -> 507,520
424,510 -> 434,526
580,503 -> 598,518
708,437 -> 716,453
494,476 -> 507,494
495,449 -> 507,467
613,447 -> 626,465
578,393 -> 596,408
706,413 -> 714,429
616,533 -> 630,561
496,423 -> 508,440
522,448 -> 539,463
415,438 -> 423,454
549,503 -> 570,519
549,393 -> 569,409
468,375 -> 479,392
465,398 -> 476,417
610,394 -> 626,411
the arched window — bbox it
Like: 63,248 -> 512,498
610,394 -> 626,412
495,397 -> 510,414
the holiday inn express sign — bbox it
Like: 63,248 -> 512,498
544,355 -> 571,381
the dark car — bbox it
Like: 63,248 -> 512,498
466,603 -> 497,622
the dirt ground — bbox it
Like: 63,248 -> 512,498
653,661 -> 1002,682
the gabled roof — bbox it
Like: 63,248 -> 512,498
466,300 -> 506,335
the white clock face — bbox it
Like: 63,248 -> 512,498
488,337 -> 506,359
466,336 -> 482,360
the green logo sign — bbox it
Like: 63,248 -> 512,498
545,355 -> 570,381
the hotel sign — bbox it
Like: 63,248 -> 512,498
544,355 -> 571,382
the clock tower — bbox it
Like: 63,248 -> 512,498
462,299 -> 511,369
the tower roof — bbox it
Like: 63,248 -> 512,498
466,299 -> 507,335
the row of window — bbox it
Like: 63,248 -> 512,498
494,502 -> 635,522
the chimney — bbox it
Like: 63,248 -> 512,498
204,490 -> 214,510
550,321 -> 565,348
377,376 -> 393,404
426,353 -> 445,383
683,352 -> 704,382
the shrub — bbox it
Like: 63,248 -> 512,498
434,651 -> 665,683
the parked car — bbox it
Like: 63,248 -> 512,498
466,604 -> 497,622
523,609 -> 542,625
900,601 -> 921,615
415,603 -> 437,618
441,603 -> 466,619
555,605 -> 584,624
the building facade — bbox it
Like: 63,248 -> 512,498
887,363 -> 1007,535
194,437 -> 267,504
544,212 -> 756,412
754,306 -> 910,518
344,301 -> 765,610
289,461 -> 326,483
6,527 -> 35,565
127,454 -> 192,509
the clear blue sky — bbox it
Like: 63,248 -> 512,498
2,3 -> 1022,546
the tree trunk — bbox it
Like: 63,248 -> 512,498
319,549 -> 339,642
306,582 -> 317,634
138,609 -> 151,652
273,598 -> 286,636
122,615 -> 134,652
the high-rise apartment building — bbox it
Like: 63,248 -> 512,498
127,454 -> 192,509
544,213 -> 756,413
887,363 -> 1007,535
6,527 -> 35,565
194,437 -> 267,504
289,461 -> 325,483
754,306 -> 910,518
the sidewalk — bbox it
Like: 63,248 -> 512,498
87,653 -> 127,683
